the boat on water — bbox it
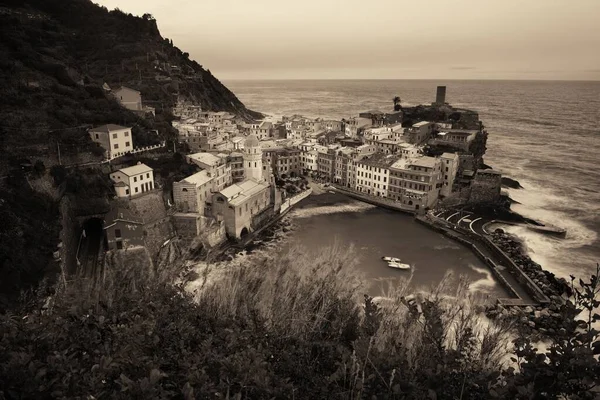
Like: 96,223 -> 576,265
382,256 -> 401,262
388,261 -> 411,270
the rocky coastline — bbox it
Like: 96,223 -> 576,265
485,229 -> 574,338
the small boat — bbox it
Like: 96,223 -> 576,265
388,261 -> 411,270
382,256 -> 401,262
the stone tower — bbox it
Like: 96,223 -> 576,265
243,134 -> 263,181
435,86 -> 447,105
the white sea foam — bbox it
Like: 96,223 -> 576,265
290,202 -> 376,219
500,182 -> 598,279
467,264 -> 498,294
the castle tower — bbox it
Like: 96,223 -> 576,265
435,86 -> 446,105
243,134 -> 263,181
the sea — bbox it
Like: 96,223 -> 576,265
225,79 -> 600,293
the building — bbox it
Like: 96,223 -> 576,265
469,169 -> 502,204
404,121 -> 434,144
173,170 -> 214,215
324,120 -> 344,132
228,152 -> 245,182
301,150 -> 318,173
333,148 -> 354,187
252,121 -> 274,139
440,152 -> 459,197
355,153 -> 399,197
89,124 -> 134,159
434,86 -> 447,106
210,134 -> 274,239
109,163 -> 154,198
388,156 -> 442,210
103,207 -> 144,251
269,148 -> 302,178
317,149 -> 336,181
186,152 -> 231,192
112,86 -> 142,111
429,129 -> 478,151
243,134 -> 263,181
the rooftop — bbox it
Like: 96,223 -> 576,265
89,124 -> 129,133
187,152 -> 222,167
219,179 -> 270,207
181,170 -> 213,187
104,207 -> 143,227
441,152 -> 459,159
411,157 -> 438,169
358,153 -> 400,168
413,121 -> 432,128
117,163 -> 153,177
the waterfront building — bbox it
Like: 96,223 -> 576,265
344,116 -> 372,137
364,126 -> 394,143
429,129 -> 478,151
210,134 -> 274,239
388,156 -> 442,210
440,152 -> 459,197
317,149 -> 336,180
301,149 -> 318,173
323,120 -> 344,132
333,148 -> 354,187
268,148 -> 302,178
469,169 -> 502,204
355,153 -> 399,197
89,124 -> 134,160
109,162 -> 154,198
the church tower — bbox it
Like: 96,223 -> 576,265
243,134 -> 263,181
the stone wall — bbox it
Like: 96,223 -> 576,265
251,206 -> 276,232
469,170 -> 502,204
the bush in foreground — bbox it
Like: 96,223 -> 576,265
0,247 -> 598,399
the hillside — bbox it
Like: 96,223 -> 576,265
0,0 -> 261,310
0,0 -> 261,169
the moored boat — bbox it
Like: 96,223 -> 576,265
382,256 -> 401,262
388,261 -> 410,270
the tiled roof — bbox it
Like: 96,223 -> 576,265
187,152 -> 222,167
89,124 -> 130,133
118,163 -> 153,176
181,170 -> 213,186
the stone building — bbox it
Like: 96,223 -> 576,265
469,169 -> 502,204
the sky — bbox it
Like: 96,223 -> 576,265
93,0 -> 600,81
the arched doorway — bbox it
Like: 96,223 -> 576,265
240,227 -> 249,238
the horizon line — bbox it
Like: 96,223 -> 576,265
221,77 -> 600,82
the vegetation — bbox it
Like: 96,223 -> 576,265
1,243 -> 598,399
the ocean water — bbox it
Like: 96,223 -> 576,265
225,79 -> 600,282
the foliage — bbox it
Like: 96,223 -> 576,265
7,247 -> 598,398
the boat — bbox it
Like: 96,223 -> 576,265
388,261 -> 411,270
382,256 -> 401,262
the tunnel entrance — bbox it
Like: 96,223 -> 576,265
78,218 -> 104,277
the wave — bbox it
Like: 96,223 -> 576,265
511,117 -> 560,127
291,202 -> 376,218
467,264 -> 498,294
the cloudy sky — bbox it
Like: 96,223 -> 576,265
94,0 -> 600,80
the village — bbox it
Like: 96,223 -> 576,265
86,85 -> 506,265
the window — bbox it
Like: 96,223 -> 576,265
135,187 -> 139,193
112,133 -> 118,139
146,173 -> 150,178
115,229 -> 122,238
125,189 -> 129,195
125,142 -> 130,147
134,177 -> 137,182
116,241 -> 123,250
114,144 -> 119,149
95,134 -> 99,139
125,131 -> 129,137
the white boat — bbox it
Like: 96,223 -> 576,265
382,256 -> 401,262
388,261 -> 411,270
